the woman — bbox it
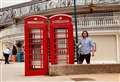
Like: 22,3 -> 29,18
78,30 -> 96,64
3,47 -> 11,64
12,45 -> 17,62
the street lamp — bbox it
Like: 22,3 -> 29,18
73,0 -> 79,63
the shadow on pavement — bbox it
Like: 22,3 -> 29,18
71,77 -> 96,81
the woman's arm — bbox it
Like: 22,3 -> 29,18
91,42 -> 96,56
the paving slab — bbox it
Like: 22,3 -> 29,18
0,62 -> 120,82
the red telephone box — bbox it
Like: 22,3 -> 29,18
24,15 -> 48,76
50,14 -> 74,64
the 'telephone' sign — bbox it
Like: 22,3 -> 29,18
52,20 -> 70,24
27,21 -> 44,24
52,17 -> 70,24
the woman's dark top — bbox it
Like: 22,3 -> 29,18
12,45 -> 17,55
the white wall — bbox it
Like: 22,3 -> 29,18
91,35 -> 117,64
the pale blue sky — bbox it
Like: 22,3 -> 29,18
0,0 -> 31,8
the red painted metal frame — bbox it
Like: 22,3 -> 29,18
50,14 -> 74,64
24,15 -> 48,76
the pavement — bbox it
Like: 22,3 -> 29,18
0,61 -> 120,82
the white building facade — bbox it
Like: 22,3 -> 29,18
0,0 -> 120,64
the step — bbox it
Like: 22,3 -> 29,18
49,64 -> 120,76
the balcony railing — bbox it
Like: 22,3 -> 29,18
0,24 -> 24,39
77,16 -> 120,28
1,15 -> 120,39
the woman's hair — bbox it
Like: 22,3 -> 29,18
82,30 -> 89,38
13,45 -> 16,50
